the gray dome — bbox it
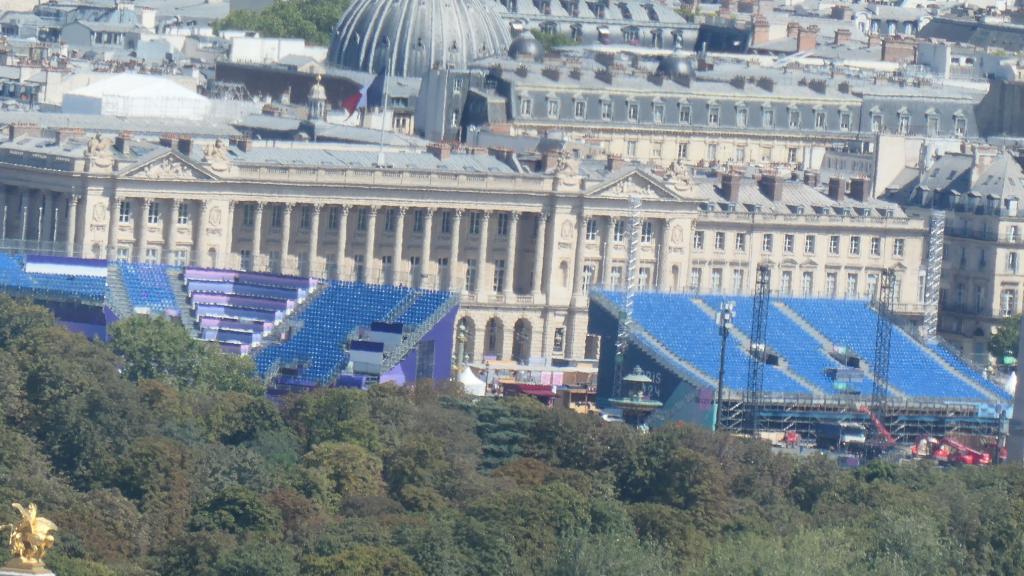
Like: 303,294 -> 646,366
509,31 -> 543,60
657,50 -> 692,77
329,0 -> 511,78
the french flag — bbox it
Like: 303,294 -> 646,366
340,73 -> 386,118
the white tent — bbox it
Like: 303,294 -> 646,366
62,74 -> 210,120
458,366 -> 487,397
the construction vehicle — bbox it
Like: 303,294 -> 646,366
911,434 -> 1002,465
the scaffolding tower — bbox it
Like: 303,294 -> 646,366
870,268 -> 897,445
612,196 -> 643,399
923,212 -> 945,342
745,265 -> 771,437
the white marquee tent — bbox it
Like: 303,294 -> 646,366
63,74 -> 210,120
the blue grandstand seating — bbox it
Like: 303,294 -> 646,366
395,291 -> 451,326
602,291 -> 810,394
783,299 -> 994,401
0,253 -> 106,301
120,263 -> 178,313
253,282 -> 412,383
929,342 -> 1011,401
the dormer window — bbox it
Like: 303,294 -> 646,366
788,107 -> 800,128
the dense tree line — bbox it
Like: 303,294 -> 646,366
2,294 -> 1024,575
214,0 -> 351,48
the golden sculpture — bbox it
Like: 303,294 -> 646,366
1,503 -> 57,573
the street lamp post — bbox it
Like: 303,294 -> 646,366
714,301 -> 735,432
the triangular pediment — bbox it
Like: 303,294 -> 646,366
120,151 -> 218,181
586,168 -> 683,201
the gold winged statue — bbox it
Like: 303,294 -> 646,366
1,503 -> 57,573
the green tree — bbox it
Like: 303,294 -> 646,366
215,0 -> 353,46
989,315 -> 1020,361
303,442 -> 385,509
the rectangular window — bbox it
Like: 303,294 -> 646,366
714,231 -> 725,250
653,104 -> 664,123
651,142 -> 662,159
893,238 -> 905,257
581,263 -> 595,292
242,205 -> 254,227
1008,252 -> 1019,273
736,107 -> 747,127
118,200 -> 131,224
788,108 -> 800,128
689,268 -> 701,291
927,115 -> 939,136
354,254 -> 365,282
870,237 -> 881,256
735,146 -> 746,162
175,248 -> 190,267
784,234 -> 794,253
465,259 -> 477,292
383,209 -> 396,233
553,327 -> 565,353
585,218 -> 599,241
680,105 -> 691,124
840,111 -> 852,131
147,202 -> 159,224
867,273 -> 878,298
826,272 -> 838,297
677,143 -> 688,160
735,233 -> 746,252
600,101 -> 612,120
493,259 -> 506,292
711,268 -> 723,292
762,233 -> 773,253
954,116 -> 966,136
829,235 -> 840,255
707,143 -> 718,161
441,211 -> 453,234
469,212 -> 482,235
641,221 -> 654,243
328,207 -> 340,230
610,265 -> 623,287
732,269 -> 744,293
846,273 -> 858,297
788,148 -> 798,163
627,103 -> 639,122
271,206 -> 283,228
357,208 -> 368,231
802,271 -> 813,296
871,114 -> 883,133
762,108 -> 774,128
850,236 -> 861,255
177,203 -> 189,225
574,100 -> 586,118
412,210 -> 424,233
626,141 -> 637,157
116,246 -> 130,261
638,267 -> 652,288
520,97 -> 532,116
614,220 -> 625,242
300,206 -> 312,229
496,213 -> 509,237
145,247 -> 159,264
708,106 -> 720,126
805,235 -> 816,254
547,99 -> 559,118
781,271 -> 793,295
815,111 -> 826,129
693,230 -> 704,250
898,115 -> 910,135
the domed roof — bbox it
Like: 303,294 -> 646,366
657,50 -> 692,77
329,0 -> 511,78
508,31 -> 543,60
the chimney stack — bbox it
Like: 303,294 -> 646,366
803,170 -> 819,187
427,142 -> 451,161
828,177 -> 847,201
8,123 -> 41,142
606,155 -> 626,172
758,173 -> 786,203
115,132 -> 131,155
177,136 -> 193,156
55,127 -> 82,147
834,28 -> 851,45
849,177 -> 871,201
752,14 -> 771,45
797,25 -> 819,52
786,22 -> 800,38
159,134 -> 177,150
721,172 -> 743,203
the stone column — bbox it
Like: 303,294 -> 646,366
280,203 -> 293,273
19,190 -> 28,241
135,198 -> 151,262
225,200 -> 236,267
532,211 -> 547,297
164,198 -> 180,264
393,206 -> 406,284
569,207 -> 587,303
194,200 -> 209,268
49,194 -> 60,244
308,203 -> 321,276
602,216 -> 616,287
252,202 -> 264,271
0,189 -> 6,239
503,211 -> 520,299
35,192 -> 44,242
421,208 -> 434,288
365,206 -> 378,282
65,196 -> 79,257
658,218 -> 672,290
107,196 -> 119,260
41,192 -> 54,244
335,205 -> 349,280
448,209 -> 462,291
476,211 -> 490,293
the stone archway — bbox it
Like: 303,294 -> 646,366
484,317 -> 504,359
457,316 -> 476,363
512,318 -> 532,364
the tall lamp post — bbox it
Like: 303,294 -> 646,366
714,301 -> 735,432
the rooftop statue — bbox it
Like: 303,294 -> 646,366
2,503 -> 57,574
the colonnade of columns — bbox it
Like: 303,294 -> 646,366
0,188 -> 81,257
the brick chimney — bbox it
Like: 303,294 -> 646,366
867,33 -> 881,49
786,22 -> 800,38
8,123 -> 41,142
55,127 -> 83,146
542,150 -> 560,172
803,170 -> 819,187
177,135 -> 193,156
881,37 -> 917,63
834,28 -> 851,45
428,142 -> 451,161
606,155 -> 626,172
720,172 -> 743,203
828,177 -> 847,201
752,14 -> 771,45
115,131 -> 131,155
797,25 -> 818,52
849,177 -> 871,201
758,173 -> 786,202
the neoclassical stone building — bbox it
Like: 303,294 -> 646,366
0,130 -> 929,361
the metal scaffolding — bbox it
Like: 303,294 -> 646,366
923,211 -> 945,342
745,265 -> 771,437
612,196 -> 642,398
871,268 -> 896,444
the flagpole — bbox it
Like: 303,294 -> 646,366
376,43 -> 391,168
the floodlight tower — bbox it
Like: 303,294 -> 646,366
612,195 -> 643,399
745,265 -> 771,437
870,268 -> 896,447
714,301 -> 735,432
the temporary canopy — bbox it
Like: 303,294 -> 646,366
458,366 -> 486,396
63,74 -> 210,120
